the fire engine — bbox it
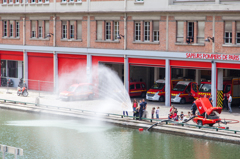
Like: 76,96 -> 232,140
146,79 -> 181,102
171,81 -> 198,104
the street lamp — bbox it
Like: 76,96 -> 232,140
205,37 -> 214,43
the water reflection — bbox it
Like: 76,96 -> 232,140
0,109 -> 240,159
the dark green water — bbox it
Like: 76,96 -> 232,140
0,109 -> 239,159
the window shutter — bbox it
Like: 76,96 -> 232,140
177,21 -> 184,43
198,21 -> 205,37
44,21 -> 49,37
97,21 -> 102,40
237,21 -> 240,32
153,21 -> 159,31
70,20 -> 74,26
225,21 -> 232,32
77,21 -> 82,39
39,21 -> 42,27
32,20 -> 36,31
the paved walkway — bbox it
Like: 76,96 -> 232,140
1,87 -> 240,131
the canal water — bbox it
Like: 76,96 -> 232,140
0,109 -> 239,159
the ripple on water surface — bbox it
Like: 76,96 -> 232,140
0,109 -> 240,159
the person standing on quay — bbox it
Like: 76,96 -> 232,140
228,94 -> 232,113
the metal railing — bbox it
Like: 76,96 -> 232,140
0,98 -> 239,134
0,144 -> 23,159
25,79 -> 54,97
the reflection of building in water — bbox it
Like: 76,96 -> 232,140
193,139 -> 210,159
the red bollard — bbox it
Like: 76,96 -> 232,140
139,128 -> 144,131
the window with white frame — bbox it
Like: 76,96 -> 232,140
38,21 -> 43,38
153,21 -> 159,42
31,20 -> 36,38
9,0 -> 13,3
16,21 -> 20,37
70,21 -> 74,39
31,0 -> 35,3
135,22 -> 141,41
70,0 -> 74,2
25,0 -> 28,3
187,22 -> 194,42
16,0 -> 19,3
77,21 -> 82,39
197,21 -> 205,43
62,0 -> 67,2
3,21 -> 7,37
62,21 -> 67,39
10,22 -> 13,37
144,21 -> 150,41
3,0 -> 7,4
38,0 -> 42,3
45,0 -> 49,3
114,21 -> 119,40
236,22 -> 240,44
224,21 -> 232,44
77,0 -> 82,2
176,21 -> 184,43
105,22 -> 111,40
44,21 -> 49,38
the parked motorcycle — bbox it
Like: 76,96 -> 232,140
17,79 -> 28,97
7,79 -> 14,87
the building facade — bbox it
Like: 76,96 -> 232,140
1,0 -> 240,106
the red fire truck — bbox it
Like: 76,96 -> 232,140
198,78 -> 240,105
146,79 -> 180,102
171,81 -> 198,104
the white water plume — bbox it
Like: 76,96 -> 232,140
57,64 -> 132,114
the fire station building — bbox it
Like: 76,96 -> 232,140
1,0 -> 240,107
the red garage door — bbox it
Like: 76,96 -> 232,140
216,63 -> 240,69
28,53 -> 53,91
0,50 -> 23,61
58,54 -> 87,91
129,58 -> 165,67
170,60 -> 211,69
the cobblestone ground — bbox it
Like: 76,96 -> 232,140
1,87 -> 240,131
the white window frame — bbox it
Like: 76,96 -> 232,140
135,22 -> 141,41
105,22 -> 111,40
31,0 -> 35,3
70,25 -> 74,39
10,24 -> 13,37
187,22 -> 194,42
114,21 -> 119,40
16,22 -> 20,37
153,31 -> 159,42
32,31 -> 36,38
3,21 -> 7,37
144,21 -> 150,41
236,32 -> 240,44
38,0 -> 42,3
62,0 -> 67,2
69,0 -> 74,2
3,0 -> 7,4
9,0 -> 13,4
77,0 -> 82,2
45,0 -> 49,3
225,32 -> 232,44
15,0 -> 19,3
62,24 -> 67,39
38,26 -> 42,38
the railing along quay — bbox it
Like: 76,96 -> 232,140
0,98 -> 240,134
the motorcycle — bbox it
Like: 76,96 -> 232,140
17,79 -> 28,97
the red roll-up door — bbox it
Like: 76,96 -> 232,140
28,53 -> 53,91
0,50 -> 23,61
129,58 -> 165,67
58,54 -> 87,91
170,60 -> 211,69
92,56 -> 124,66
216,62 -> 240,69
